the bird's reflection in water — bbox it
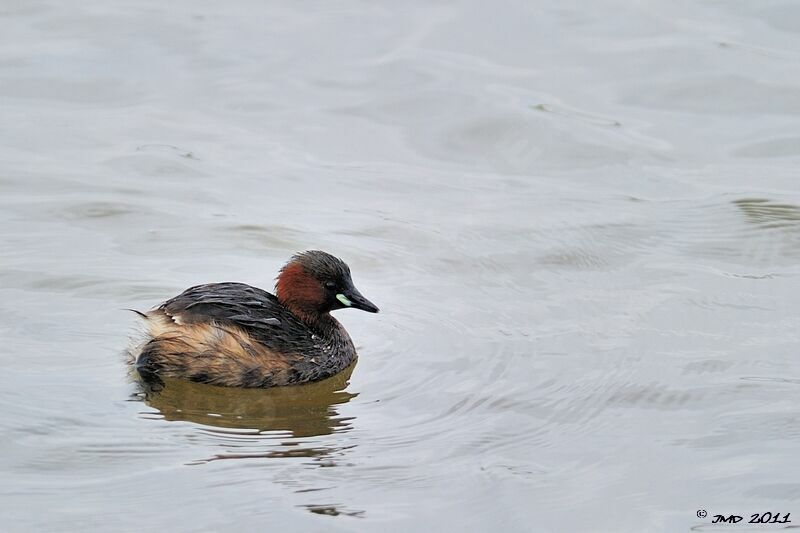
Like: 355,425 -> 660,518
135,362 -> 358,439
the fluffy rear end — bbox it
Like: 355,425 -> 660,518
135,311 -> 297,387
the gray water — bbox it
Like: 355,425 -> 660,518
2,1 -> 800,531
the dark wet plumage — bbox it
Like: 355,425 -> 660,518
132,251 -> 378,388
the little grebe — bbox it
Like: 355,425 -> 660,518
133,250 -> 378,388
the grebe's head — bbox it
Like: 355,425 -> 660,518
275,250 -> 379,318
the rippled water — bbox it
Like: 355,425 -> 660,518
2,1 -> 800,531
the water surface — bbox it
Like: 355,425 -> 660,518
2,1 -> 800,531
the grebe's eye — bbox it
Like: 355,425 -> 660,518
324,281 -> 337,290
